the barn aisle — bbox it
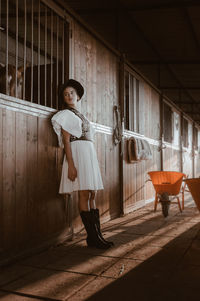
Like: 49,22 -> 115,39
0,194 -> 199,301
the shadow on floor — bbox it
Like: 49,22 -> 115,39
0,203 -> 199,300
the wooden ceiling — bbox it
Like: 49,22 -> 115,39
61,0 -> 200,124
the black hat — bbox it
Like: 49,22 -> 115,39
59,79 -> 84,101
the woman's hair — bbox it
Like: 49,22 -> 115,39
58,79 -> 84,109
58,83 -> 71,110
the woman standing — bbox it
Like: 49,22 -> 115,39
51,79 -> 113,249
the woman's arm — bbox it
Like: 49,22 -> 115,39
62,128 -> 77,181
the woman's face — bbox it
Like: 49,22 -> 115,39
63,86 -> 79,107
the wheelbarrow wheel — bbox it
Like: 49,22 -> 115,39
161,201 -> 170,217
159,192 -> 171,217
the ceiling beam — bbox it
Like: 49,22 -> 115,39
184,112 -> 200,114
161,87 -> 200,90
124,11 -> 199,107
183,7 -> 200,54
176,101 -> 198,104
130,59 -> 200,64
75,1 -> 200,14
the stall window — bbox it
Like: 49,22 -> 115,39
193,127 -> 198,150
124,71 -> 139,132
163,102 -> 173,143
0,0 -> 69,109
182,118 -> 188,148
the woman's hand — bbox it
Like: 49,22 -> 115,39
61,128 -> 77,181
68,163 -> 77,181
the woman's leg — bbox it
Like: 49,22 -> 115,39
89,190 -> 97,209
78,190 -> 90,212
89,190 -> 114,246
79,190 -> 110,249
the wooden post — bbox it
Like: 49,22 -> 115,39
119,54 -> 125,215
180,112 -> 183,173
159,93 -> 164,171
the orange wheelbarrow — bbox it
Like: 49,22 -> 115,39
185,178 -> 200,211
148,171 -> 186,217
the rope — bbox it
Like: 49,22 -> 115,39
113,105 -> 122,145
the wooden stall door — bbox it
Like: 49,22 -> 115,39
182,121 -> 193,178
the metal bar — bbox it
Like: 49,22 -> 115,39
31,0 -> 34,102
6,2 -> 61,60
15,0 -> 18,98
50,10 -> 53,108
56,15 -> 59,109
64,22 -> 69,82
23,0 -> 27,100
38,0 -> 40,104
0,0 -> 1,55
6,0 -> 8,95
44,5 -> 47,106
62,20 -> 64,83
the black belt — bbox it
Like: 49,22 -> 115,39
70,136 -> 93,143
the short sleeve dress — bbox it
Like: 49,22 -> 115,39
51,108 -> 104,194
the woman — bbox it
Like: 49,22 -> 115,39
51,79 -> 113,249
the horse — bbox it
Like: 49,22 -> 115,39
0,64 -> 24,99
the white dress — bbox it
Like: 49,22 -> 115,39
51,109 -> 104,194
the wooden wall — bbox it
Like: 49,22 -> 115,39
123,80 -> 161,214
67,22 -> 121,230
0,11 -> 200,265
0,96 -> 68,264
0,18 -> 121,264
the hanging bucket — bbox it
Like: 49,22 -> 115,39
185,178 -> 200,211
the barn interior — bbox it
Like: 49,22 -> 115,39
56,0 -> 200,125
0,1 -> 200,300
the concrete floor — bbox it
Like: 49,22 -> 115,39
0,195 -> 200,301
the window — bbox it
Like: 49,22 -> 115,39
0,0 -> 69,109
173,111 -> 180,146
124,71 -> 139,132
182,118 -> 188,148
193,127 -> 198,150
163,102 -> 173,143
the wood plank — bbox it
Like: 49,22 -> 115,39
26,114 -> 38,245
92,37 -> 97,123
0,109 -> 3,253
37,117 -> 49,238
15,112 -> 28,248
96,44 -> 103,124
46,117 -> 67,234
2,109 -> 16,250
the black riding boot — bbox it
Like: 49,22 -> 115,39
90,208 -> 114,246
80,211 -> 111,249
